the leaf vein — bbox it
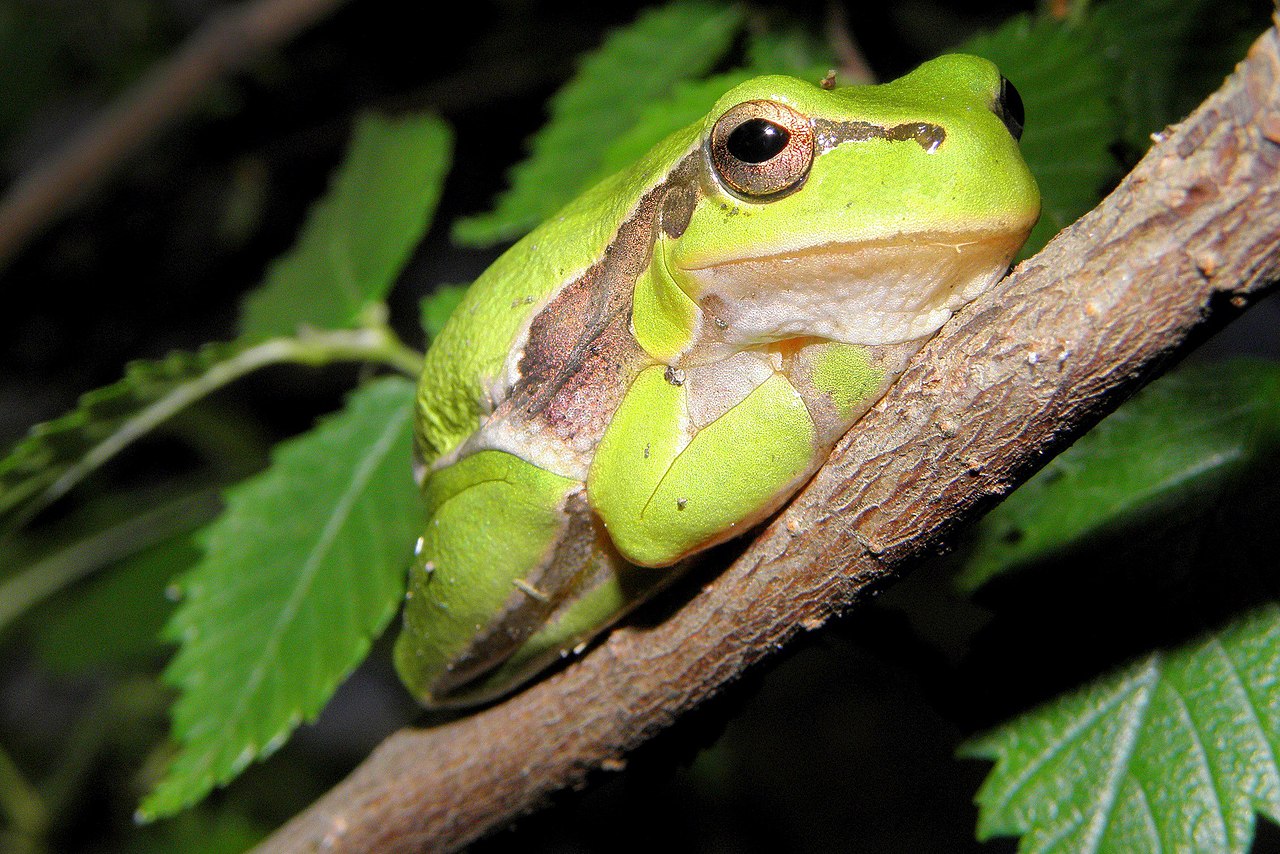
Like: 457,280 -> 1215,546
990,659 -> 1158,816
1210,632 -> 1280,811
186,401 -> 411,782
1079,656 -> 1160,852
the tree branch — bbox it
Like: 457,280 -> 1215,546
0,0 -> 346,268
260,19 -> 1280,854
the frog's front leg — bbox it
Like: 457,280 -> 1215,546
587,342 -> 888,567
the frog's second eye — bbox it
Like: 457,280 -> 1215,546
995,76 -> 1025,141
710,100 -> 814,199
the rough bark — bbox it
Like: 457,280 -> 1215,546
260,19 -> 1280,854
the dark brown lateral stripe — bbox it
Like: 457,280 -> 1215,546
813,119 -> 946,154
495,150 -> 702,452
432,151 -> 704,695
428,489 -> 601,697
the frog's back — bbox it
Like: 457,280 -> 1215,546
415,126 -> 702,467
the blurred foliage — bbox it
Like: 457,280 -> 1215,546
959,360 -> 1280,853
239,113 -> 452,340
418,283 -> 469,341
31,533 -> 197,676
0,0 -> 1274,852
0,0 -> 178,149
960,14 -> 1119,257
451,0 -> 747,246
0,343 -> 264,534
959,361 -> 1280,592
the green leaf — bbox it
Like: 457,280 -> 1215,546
126,803 -> 266,854
138,377 -> 421,820
1094,0 -> 1265,153
959,14 -> 1122,257
239,112 -> 452,339
589,25 -> 834,190
0,329 -> 418,535
419,283 -> 470,342
592,69 -> 756,182
0,342 -> 253,533
451,0 -> 745,247
591,28 -> 831,184
0,114 -> 440,532
963,604 -> 1280,853
32,533 -> 200,674
958,360 -> 1280,591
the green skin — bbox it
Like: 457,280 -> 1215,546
397,54 -> 1040,707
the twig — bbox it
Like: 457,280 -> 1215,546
259,18 -> 1280,854
0,491 -> 220,634
0,0 -> 347,268
825,3 -> 874,84
0,743 -> 46,853
5,324 -> 422,534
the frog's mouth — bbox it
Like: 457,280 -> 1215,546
676,229 -> 1030,347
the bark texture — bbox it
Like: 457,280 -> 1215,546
261,19 -> 1280,854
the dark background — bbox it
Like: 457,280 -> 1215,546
2,1 -> 1278,851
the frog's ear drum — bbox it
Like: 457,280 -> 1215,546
710,100 -> 814,200
994,76 -> 1025,142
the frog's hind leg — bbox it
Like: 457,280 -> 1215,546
394,450 -> 654,707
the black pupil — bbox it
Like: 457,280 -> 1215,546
998,76 -> 1025,141
726,119 -> 790,163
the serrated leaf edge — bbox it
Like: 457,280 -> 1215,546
139,380 -> 416,820
1,327 -> 421,535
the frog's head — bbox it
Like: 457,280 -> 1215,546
665,54 -> 1040,348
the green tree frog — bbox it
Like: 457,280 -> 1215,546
396,54 -> 1039,707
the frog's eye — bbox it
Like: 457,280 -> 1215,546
710,100 -> 814,199
995,76 -> 1025,141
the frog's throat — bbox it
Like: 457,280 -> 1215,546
675,229 -> 1028,347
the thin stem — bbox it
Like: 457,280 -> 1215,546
0,744 -> 47,854
0,492 -> 220,635
307,322 -> 425,378
27,326 -> 424,528
0,0 -> 348,268
0,323 -> 422,627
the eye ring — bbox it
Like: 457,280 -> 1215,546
709,100 -> 814,199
